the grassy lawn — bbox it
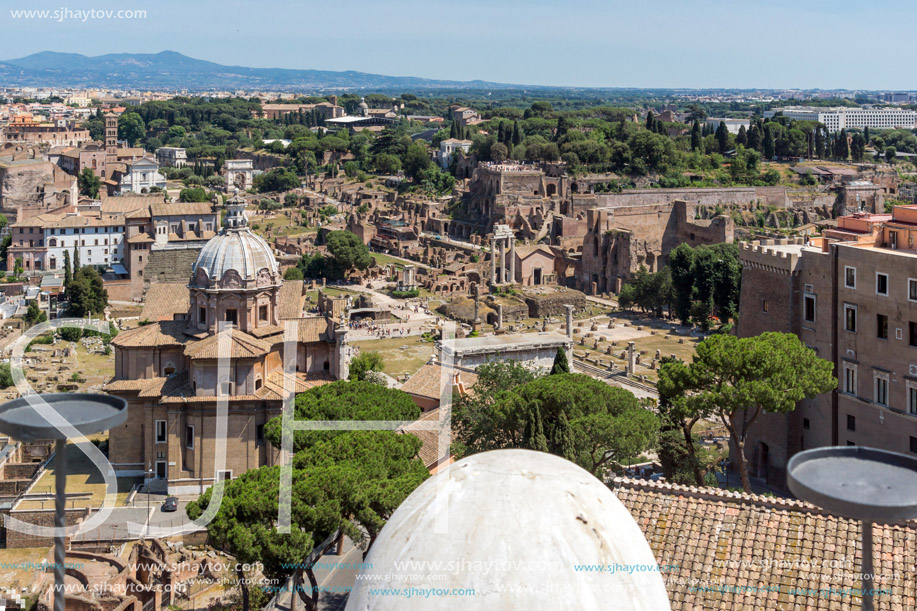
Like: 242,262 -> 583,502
572,315 -> 702,382
370,253 -> 407,269
0,547 -> 51,592
351,335 -> 434,379
18,443 -> 140,510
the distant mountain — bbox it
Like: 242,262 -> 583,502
0,50 -> 518,91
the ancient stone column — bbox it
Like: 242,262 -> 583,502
497,304 -> 504,330
509,235 -> 516,284
498,239 -> 505,284
564,304 -> 574,339
490,237 -> 496,284
626,342 -> 637,375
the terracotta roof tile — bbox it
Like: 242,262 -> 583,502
277,280 -> 305,319
184,330 -> 271,360
611,477 -> 917,610
112,320 -> 187,348
402,407 -> 452,468
399,363 -> 477,401
141,282 -> 190,321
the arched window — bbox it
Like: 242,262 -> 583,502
48,238 -> 56,248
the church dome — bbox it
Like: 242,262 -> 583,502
346,449 -> 671,611
190,197 -> 279,289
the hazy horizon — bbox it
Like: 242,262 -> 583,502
1,0 -> 916,90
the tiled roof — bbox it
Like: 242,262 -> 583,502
402,407 -> 452,468
112,320 -> 188,348
150,202 -> 215,217
612,477 -> 917,611
141,282 -> 190,321
400,363 -> 478,401
126,233 -> 154,244
184,330 -> 271,360
13,212 -> 124,229
290,317 -> 330,343
100,193 -> 164,214
277,280 -> 304,319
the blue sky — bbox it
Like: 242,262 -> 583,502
1,0 -> 915,89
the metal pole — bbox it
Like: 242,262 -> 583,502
53,438 -> 67,611
862,520 -> 874,611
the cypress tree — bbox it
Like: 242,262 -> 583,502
645,110 -> 655,132
747,124 -> 760,151
864,125 -> 870,145
815,127 -> 825,159
715,121 -> 729,153
550,346 -> 570,375
531,405 -> 548,452
553,410 -> 576,461
762,125 -> 775,159
690,121 -> 702,152
836,129 -> 849,160
73,244 -> 80,271
498,122 -> 506,145
512,121 -> 522,146
63,250 -> 72,289
736,125 -> 747,146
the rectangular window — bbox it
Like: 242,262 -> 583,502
909,385 -> 917,415
911,437 -> 917,454
847,414 -> 856,431
803,295 -> 816,323
217,470 -> 232,482
875,375 -> 889,406
155,420 -> 166,444
199,307 -> 206,324
910,322 -> 917,347
155,460 -> 167,479
876,272 -> 888,296
845,266 -> 856,289
877,314 -> 888,340
844,304 -> 857,332
762,300 -> 769,313
909,279 -> 917,302
259,305 -> 268,321
256,424 -> 265,446
225,309 -> 237,325
185,425 -> 194,450
803,418 -> 810,430
844,364 -> 857,395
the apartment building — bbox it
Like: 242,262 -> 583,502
763,106 -> 917,132
736,206 -> 917,489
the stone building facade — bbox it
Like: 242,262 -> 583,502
105,196 -> 348,494
736,206 -> 917,489
579,200 -> 734,294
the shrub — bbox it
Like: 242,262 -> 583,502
58,327 -> 83,342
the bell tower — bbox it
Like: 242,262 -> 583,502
104,113 -> 118,153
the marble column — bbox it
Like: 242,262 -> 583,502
565,304 -> 573,339
509,236 -> 516,284
490,237 -> 496,284
498,239 -> 505,284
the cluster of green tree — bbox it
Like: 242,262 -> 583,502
289,230 -> 372,280
617,242 -> 741,328
668,242 -> 741,329
453,360 -> 657,478
61,249 -> 108,317
348,351 -> 384,381
658,332 -> 836,492
253,167 -> 301,193
189,380 -> 428,611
